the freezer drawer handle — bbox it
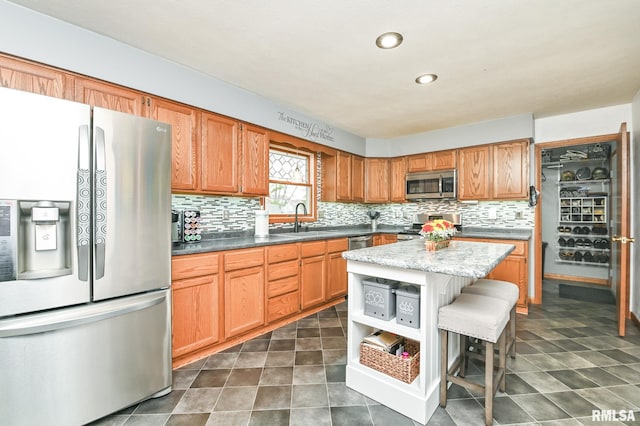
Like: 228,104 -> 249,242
94,127 -> 107,279
77,125 -> 91,281
0,292 -> 166,338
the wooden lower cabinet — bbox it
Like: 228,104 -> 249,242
455,237 -> 529,313
266,244 -> 300,322
373,234 -> 398,246
224,248 -> 265,338
171,253 -> 221,359
326,239 -> 348,299
300,241 -> 327,309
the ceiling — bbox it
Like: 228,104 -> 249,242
9,0 -> 640,138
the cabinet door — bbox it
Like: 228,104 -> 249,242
492,140 -> 529,200
336,151 -> 352,201
75,78 -> 145,116
487,256 -> 527,309
151,98 -> 199,191
407,153 -> 433,172
351,155 -> 365,202
458,145 -> 491,200
240,123 -> 269,195
172,274 -> 220,357
390,157 -> 408,202
432,150 -> 457,170
224,266 -> 265,338
300,255 -> 327,309
326,251 -> 347,299
364,158 -> 390,203
0,54 -> 73,99
201,112 -> 239,193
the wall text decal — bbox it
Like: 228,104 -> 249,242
278,112 -> 335,142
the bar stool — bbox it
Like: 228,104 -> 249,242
462,279 -> 519,358
439,292 -> 509,426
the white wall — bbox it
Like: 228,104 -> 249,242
535,105 -> 631,143
366,113 -> 534,157
0,0 -> 366,154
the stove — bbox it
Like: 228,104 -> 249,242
397,213 -> 462,241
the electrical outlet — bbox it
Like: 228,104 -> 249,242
222,209 -> 229,220
318,209 -> 325,219
515,211 -> 523,219
488,208 -> 497,220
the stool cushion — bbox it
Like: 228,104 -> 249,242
438,293 -> 510,343
462,279 -> 519,307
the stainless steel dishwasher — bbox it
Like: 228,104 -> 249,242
348,235 -> 373,250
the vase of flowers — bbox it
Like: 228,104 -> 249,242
420,219 -> 457,251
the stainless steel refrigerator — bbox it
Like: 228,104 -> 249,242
0,87 -> 172,425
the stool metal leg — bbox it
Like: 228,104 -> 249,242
440,329 -> 448,408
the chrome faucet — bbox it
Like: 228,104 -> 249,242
294,202 -> 307,232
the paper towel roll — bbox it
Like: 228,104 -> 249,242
255,210 -> 269,237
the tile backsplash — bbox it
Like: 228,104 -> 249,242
172,194 -> 534,234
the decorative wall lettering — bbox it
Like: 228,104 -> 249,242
277,112 -> 335,142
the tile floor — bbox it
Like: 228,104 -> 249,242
92,281 -> 640,425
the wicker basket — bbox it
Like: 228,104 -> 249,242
359,338 -> 420,384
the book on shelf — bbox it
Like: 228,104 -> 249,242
362,330 -> 403,352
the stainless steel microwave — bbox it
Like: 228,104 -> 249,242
405,170 -> 457,200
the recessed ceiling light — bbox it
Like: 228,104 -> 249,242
375,32 -> 403,49
415,74 -> 438,85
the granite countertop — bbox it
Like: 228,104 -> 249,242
171,225 -> 531,256
456,227 -> 532,241
341,239 -> 515,279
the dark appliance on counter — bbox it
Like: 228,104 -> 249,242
405,170 -> 456,200
397,213 -> 461,241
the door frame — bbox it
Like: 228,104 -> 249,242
533,130 -> 630,313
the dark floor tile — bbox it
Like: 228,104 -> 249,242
323,349 -> 347,365
478,395 -> 535,425
514,341 -> 541,355
133,390 -> 185,414
318,309 -> 338,318
241,339 -> 270,352
206,411 -> 251,425
602,365 -> 640,385
445,383 -> 473,399
510,394 -> 571,422
575,367 -> 629,386
321,336 -> 347,349
544,390 -> 600,417
260,366 -> 294,385
330,406 -> 373,426
325,364 -> 346,382
599,349 -> 640,364
190,369 -> 230,388
553,328 -> 588,338
320,327 -> 344,337
253,385 -> 292,409
291,384 -> 329,408
295,350 -> 324,365
297,328 -> 321,338
165,413 -> 209,426
214,386 -> 257,411
443,398 -> 486,425
368,404 -> 414,425
265,351 -> 295,367
607,384 -> 640,406
548,369 -> 599,389
174,388 -> 220,413
269,338 -> 296,351
552,338 -> 591,352
516,330 -> 543,340
425,407 -> 457,425
327,382 -> 367,406
218,343 -> 242,353
290,407 -> 332,425
255,331 -> 272,340
226,368 -> 262,386
504,373 -> 538,395
528,340 -> 567,353
249,409 -> 290,425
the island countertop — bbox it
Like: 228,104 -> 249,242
342,239 -> 514,279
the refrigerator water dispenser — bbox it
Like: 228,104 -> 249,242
18,200 -> 72,280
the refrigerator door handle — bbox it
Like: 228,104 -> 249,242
0,291 -> 166,338
94,127 -> 107,280
77,125 -> 91,282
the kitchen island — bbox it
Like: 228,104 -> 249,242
342,239 -> 515,425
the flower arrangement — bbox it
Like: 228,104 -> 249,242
420,219 -> 457,242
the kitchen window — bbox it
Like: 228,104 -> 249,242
267,146 -> 315,222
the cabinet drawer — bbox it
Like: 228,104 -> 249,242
267,243 -> 299,264
224,248 -> 264,271
267,291 -> 300,323
268,260 -> 299,282
301,241 -> 326,258
327,238 -> 348,253
171,253 -> 219,280
267,275 -> 299,298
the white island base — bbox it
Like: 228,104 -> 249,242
346,261 -> 473,425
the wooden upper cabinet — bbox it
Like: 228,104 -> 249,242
407,153 -> 433,172
74,78 -> 145,116
240,123 -> 269,196
351,155 -> 365,202
492,139 -> 529,199
336,151 -> 353,201
458,145 -> 491,200
364,158 -> 390,203
0,54 -> 74,100
201,112 -> 239,193
151,98 -> 200,192
390,157 -> 408,202
432,150 -> 457,170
